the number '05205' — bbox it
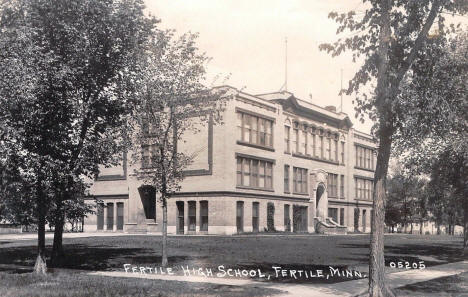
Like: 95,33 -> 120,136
389,261 -> 425,269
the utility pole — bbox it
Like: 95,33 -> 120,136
285,37 -> 288,92
280,37 -> 288,92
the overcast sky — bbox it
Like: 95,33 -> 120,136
144,0 -> 465,134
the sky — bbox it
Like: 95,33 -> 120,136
143,0 -> 465,134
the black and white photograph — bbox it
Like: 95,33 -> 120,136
0,0 -> 467,296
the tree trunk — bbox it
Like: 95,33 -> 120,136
420,220 -> 423,235
161,197 -> 168,267
34,188 -> 47,274
410,223 -> 413,234
369,128 -> 394,297
368,0 -> 394,294
463,199 -> 468,254
51,207 -> 65,267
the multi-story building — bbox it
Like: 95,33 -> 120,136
84,86 -> 377,234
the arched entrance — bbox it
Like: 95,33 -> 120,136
316,184 -> 324,215
315,183 -> 327,220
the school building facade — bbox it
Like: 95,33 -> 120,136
84,86 -> 377,235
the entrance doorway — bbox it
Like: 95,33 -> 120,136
236,201 -> 244,233
116,203 -> 124,230
293,205 -> 308,232
316,184 -> 325,218
176,201 -> 184,234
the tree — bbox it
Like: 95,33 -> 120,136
386,171 -> 427,234
320,1 -> 467,296
393,30 -> 467,246
130,30 -> 226,267
0,0 -> 156,273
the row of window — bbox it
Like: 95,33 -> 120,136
236,112 -> 274,148
236,156 -> 273,189
327,207 -> 345,225
355,178 -> 374,200
236,201 -> 304,232
96,202 -> 124,231
235,110 -> 350,165
284,165 -> 308,194
355,145 -> 375,170
326,174 -> 345,198
285,126 -> 344,163
186,201 -> 209,231
239,156 -> 373,201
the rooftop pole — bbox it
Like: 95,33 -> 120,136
340,68 -> 343,112
285,37 -> 288,92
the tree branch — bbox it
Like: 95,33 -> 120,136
393,0 -> 443,91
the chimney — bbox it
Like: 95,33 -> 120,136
325,105 -> 337,113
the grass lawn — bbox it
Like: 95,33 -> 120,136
0,234 -> 465,270
395,271 -> 468,297
0,271 -> 281,297
0,234 -> 466,287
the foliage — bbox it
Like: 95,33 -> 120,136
385,170 -> 427,230
131,30 -> 227,193
319,0 -> 467,295
130,29 -> 227,266
0,0 -> 157,271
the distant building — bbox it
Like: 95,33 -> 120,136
84,87 -> 377,235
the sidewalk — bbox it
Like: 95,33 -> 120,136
0,231 -> 371,241
89,260 -> 468,297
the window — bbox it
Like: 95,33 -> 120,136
142,145 -> 150,168
319,135 -> 324,158
107,203 -> 114,230
259,118 -> 265,145
292,127 -> 298,153
340,208 -> 345,225
138,186 -> 156,220
236,156 -> 274,190
355,177 -> 374,200
265,120 -> 272,147
284,165 -> 290,192
117,203 -> 124,230
341,142 -> 345,164
188,201 -> 196,231
310,133 -> 316,157
236,112 -> 242,141
327,173 -> 338,197
300,129 -> 307,154
200,201 -> 208,231
293,167 -> 308,194
252,202 -> 259,232
327,138 -> 331,160
284,204 -> 291,232
252,116 -> 258,144
362,209 -> 367,232
333,140 -> 338,161
340,175 -> 345,198
284,126 -> 290,153
355,145 -> 375,170
265,162 -> 273,189
244,114 -> 252,142
237,111 -> 274,148
328,208 -> 338,223
243,158 -> 250,186
236,201 -> 244,233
